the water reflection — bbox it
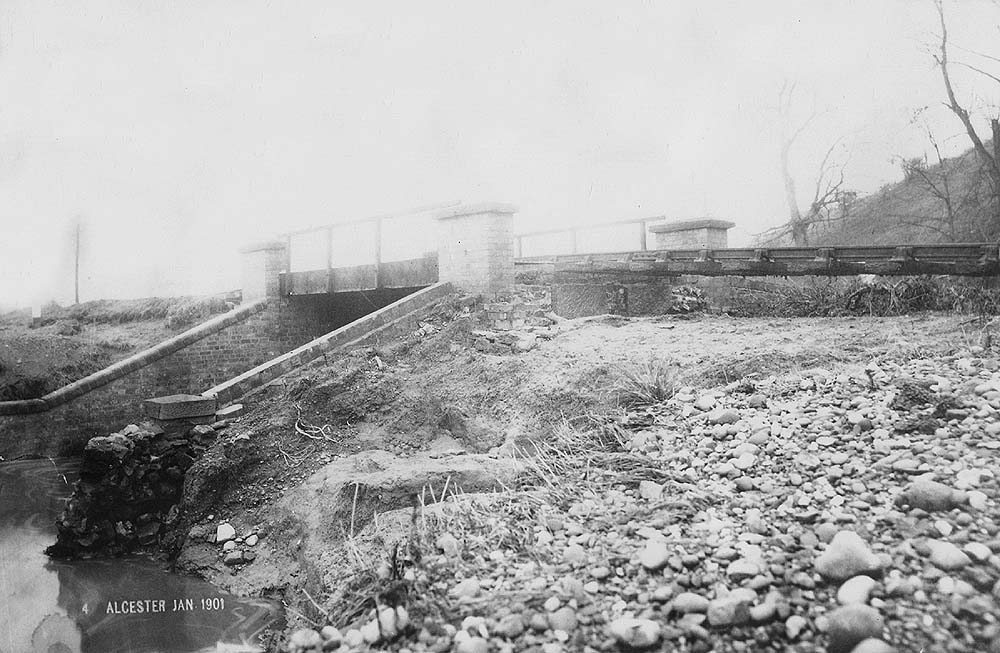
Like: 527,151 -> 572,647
0,459 -> 283,653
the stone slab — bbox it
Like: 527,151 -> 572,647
143,394 -> 217,420
215,403 -> 246,420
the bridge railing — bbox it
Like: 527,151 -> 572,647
278,201 -> 460,294
547,243 -> 1000,277
515,216 -> 664,259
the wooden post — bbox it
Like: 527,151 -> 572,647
285,234 -> 293,273
374,217 -> 383,288
639,220 -> 647,251
515,235 -> 522,259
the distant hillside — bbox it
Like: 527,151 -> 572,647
763,143 -> 999,247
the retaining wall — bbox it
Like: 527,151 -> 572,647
205,282 -> 452,406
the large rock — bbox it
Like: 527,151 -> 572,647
898,477 -> 967,512
606,618 -> 661,649
826,605 -> 884,653
837,575 -> 877,605
815,531 -> 884,581
707,596 -> 751,627
926,540 -> 972,571
280,450 -> 519,550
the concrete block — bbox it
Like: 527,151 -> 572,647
142,394 -> 217,420
216,403 -> 245,420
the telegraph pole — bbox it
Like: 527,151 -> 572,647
74,218 -> 81,304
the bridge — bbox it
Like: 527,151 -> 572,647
5,201 -> 999,458
248,207 -> 1000,304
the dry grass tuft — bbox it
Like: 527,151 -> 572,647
614,358 -> 679,407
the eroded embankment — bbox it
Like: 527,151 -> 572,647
154,302 -> 987,649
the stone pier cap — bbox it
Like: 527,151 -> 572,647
648,218 -> 735,235
433,202 -> 518,220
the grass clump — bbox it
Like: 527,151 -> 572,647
614,358 -> 679,407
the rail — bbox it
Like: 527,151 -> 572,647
278,201 -> 459,294
540,243 -> 1000,277
514,215 -> 665,258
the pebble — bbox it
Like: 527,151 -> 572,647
563,544 -> 586,564
672,592 -> 710,613
319,626 -> 341,644
455,636 -> 489,653
606,617 -> 661,649
494,614 -> 525,639
694,395 -> 717,411
848,638 -> 897,653
837,575 -> 877,605
815,531 -> 884,581
342,629 -> 363,648
548,607 -> 577,632
706,596 -> 751,627
749,601 -> 777,623
451,578 -> 481,598
968,490 -> 988,510
639,480 -> 663,500
726,559 -> 760,581
244,533 -> 259,547
709,408 -> 740,425
288,628 -> 322,652
785,614 -> 808,639
215,523 -> 236,544
638,541 -> 671,570
926,540 -> 972,570
436,533 -> 460,557
963,542 -> 991,562
826,604 -> 884,653
222,551 -> 242,565
899,477 -> 966,512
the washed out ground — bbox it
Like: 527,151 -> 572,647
168,296 -> 1000,652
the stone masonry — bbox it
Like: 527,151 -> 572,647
649,218 -> 735,249
435,203 -> 517,295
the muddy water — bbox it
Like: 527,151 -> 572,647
0,459 -> 283,653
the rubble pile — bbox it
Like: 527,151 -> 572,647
46,419 -> 227,558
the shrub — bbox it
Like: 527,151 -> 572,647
54,319 -> 82,336
727,276 -> 1000,318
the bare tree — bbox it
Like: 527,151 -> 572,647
760,82 -> 850,246
933,0 -> 1000,227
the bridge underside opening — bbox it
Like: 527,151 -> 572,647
281,286 -> 431,343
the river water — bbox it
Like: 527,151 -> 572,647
0,459 -> 283,653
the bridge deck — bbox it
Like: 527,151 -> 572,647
520,243 -> 1000,277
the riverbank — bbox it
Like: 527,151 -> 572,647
161,304 -> 998,652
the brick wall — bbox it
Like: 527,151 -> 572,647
0,286 -> 449,459
205,282 -> 452,406
0,301 -> 291,458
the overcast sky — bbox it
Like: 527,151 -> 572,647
1,0 -> 999,306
